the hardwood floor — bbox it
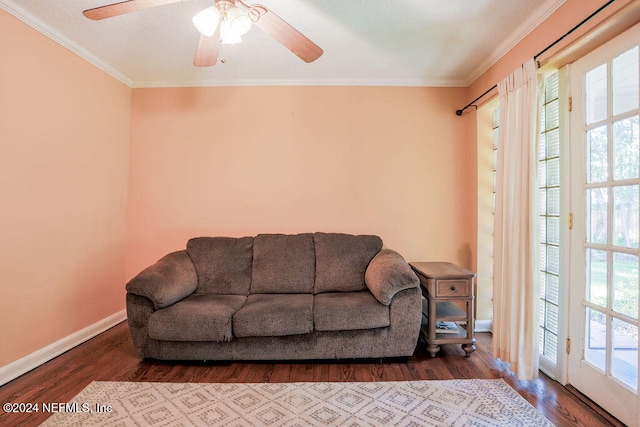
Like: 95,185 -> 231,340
0,322 -> 626,426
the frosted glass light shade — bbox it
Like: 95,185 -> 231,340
220,19 -> 242,44
192,6 -> 220,37
227,6 -> 252,36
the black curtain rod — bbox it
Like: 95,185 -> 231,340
455,0 -> 616,116
455,84 -> 497,116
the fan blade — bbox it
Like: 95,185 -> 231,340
236,1 -> 323,63
194,26 -> 221,67
83,0 -> 184,20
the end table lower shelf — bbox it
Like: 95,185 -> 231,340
421,301 -> 476,357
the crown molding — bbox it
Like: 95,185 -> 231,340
131,77 -> 468,89
464,0 -> 566,86
0,2 -> 135,88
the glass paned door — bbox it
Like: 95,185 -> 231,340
539,71 -> 561,370
569,22 -> 640,427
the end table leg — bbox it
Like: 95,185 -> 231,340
427,344 -> 439,358
462,340 -> 476,357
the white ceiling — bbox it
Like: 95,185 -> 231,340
1,0 -> 565,88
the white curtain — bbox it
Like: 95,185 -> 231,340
493,59 -> 543,380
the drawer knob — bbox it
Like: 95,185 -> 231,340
450,285 -> 456,291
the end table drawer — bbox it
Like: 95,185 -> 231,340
435,280 -> 469,297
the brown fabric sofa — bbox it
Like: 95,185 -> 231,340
125,232 -> 422,360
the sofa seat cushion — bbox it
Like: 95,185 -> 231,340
314,233 -> 383,293
314,291 -> 390,332
233,294 -> 313,337
148,294 -> 247,342
187,237 -> 253,295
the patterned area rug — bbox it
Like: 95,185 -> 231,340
41,379 -> 553,426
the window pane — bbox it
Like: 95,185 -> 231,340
546,99 -> 559,130
539,324 -> 545,355
547,273 -> 559,305
613,252 -> 639,319
547,245 -> 560,275
547,217 -> 559,245
547,158 -> 560,186
613,46 -> 639,116
539,244 -> 547,271
612,318 -> 638,391
539,161 -> 547,187
547,129 -> 560,158
544,330 -> 558,361
588,126 -> 608,183
539,189 -> 547,215
587,249 -> 608,307
613,185 -> 639,248
546,301 -> 559,334
548,187 -> 560,216
585,307 -> 607,371
540,218 -> 547,243
545,72 -> 559,102
613,116 -> 640,181
587,188 -> 608,244
587,63 -> 608,124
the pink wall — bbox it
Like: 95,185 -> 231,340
0,10 -> 132,366
127,86 -> 471,277
2,0 -> 624,369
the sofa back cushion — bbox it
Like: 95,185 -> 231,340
250,233 -> 315,293
314,232 -> 383,293
187,236 -> 253,295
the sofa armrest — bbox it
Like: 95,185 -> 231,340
126,250 -> 197,309
365,249 -> 419,306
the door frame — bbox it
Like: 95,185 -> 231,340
566,21 -> 640,427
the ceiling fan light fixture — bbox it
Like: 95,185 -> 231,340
83,0 -> 323,67
192,6 -> 220,37
220,19 -> 242,44
227,6 -> 252,36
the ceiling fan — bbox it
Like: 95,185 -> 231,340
82,0 -> 323,67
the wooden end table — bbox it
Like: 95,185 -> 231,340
409,262 -> 476,357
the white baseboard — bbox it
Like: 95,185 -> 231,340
0,310 -> 127,387
474,319 -> 493,333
